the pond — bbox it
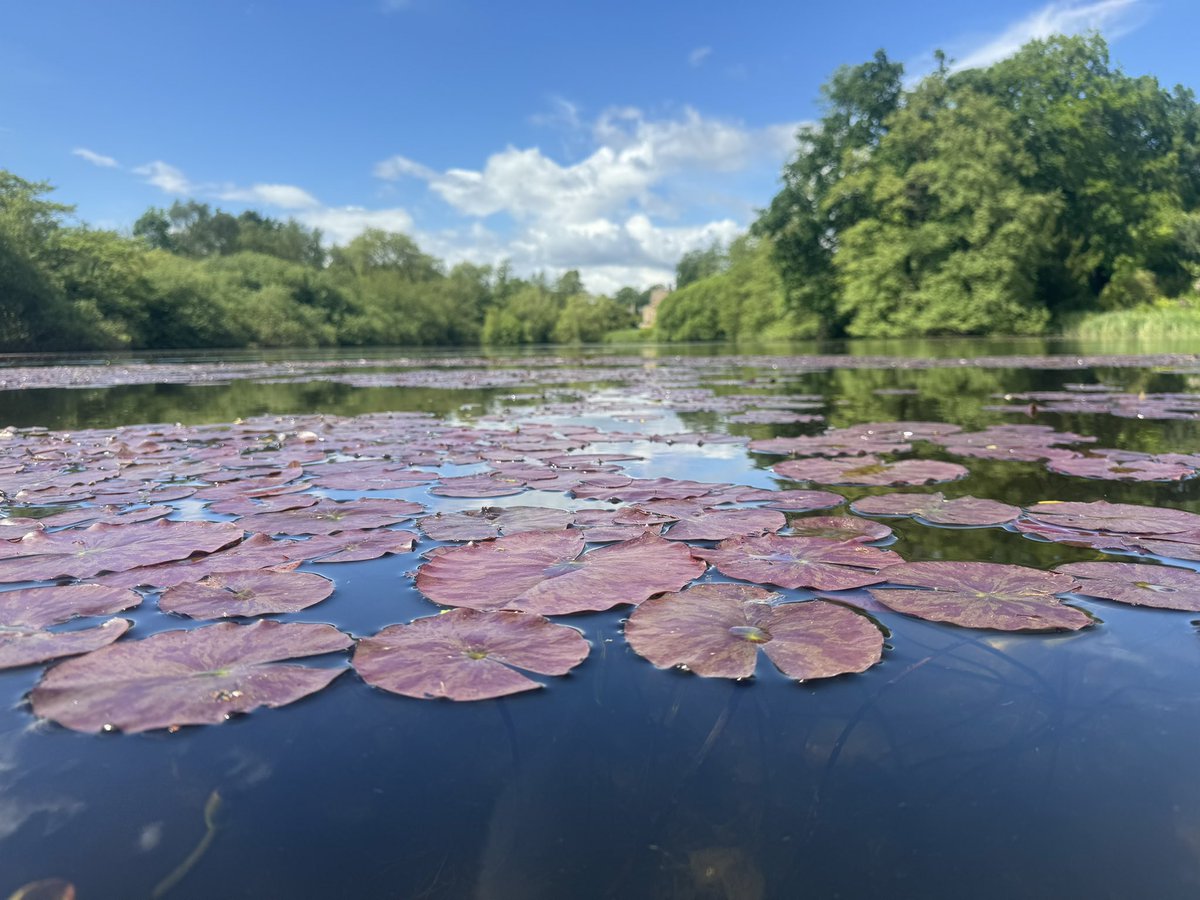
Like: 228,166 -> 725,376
1,337 -> 1200,899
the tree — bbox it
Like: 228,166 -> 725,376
675,241 -> 727,288
754,50 -> 905,335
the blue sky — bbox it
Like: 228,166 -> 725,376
2,0 -> 1195,292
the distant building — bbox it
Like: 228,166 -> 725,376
640,287 -> 671,328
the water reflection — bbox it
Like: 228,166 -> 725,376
0,340 -> 1198,897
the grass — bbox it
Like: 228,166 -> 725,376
1064,301 -> 1200,342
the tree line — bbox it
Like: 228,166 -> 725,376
656,33 -> 1200,340
0,184 -> 644,351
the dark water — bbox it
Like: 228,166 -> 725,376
1,339 -> 1199,899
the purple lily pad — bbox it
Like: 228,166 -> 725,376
573,476 -> 731,503
89,532 -> 309,590
570,509 -> 666,543
0,584 -> 141,628
236,498 -> 423,535
851,492 -> 1020,526
786,516 -> 892,542
772,456 -> 968,486
29,620 -> 352,733
306,464 -> 435,491
299,529 -> 418,563
632,501 -> 786,542
415,530 -> 705,615
353,608 -> 589,701
1047,450 -> 1198,482
418,506 -> 573,542
0,517 -> 43,541
159,567 -> 336,619
1055,561 -> 1200,611
868,561 -> 1092,631
0,618 -> 132,670
624,583 -> 883,680
1023,501 -> 1200,535
695,534 -> 904,590
0,520 -> 244,581
748,434 -> 911,458
208,493 -> 318,516
429,474 -> 528,498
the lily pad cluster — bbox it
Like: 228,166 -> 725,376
0,359 -> 1196,734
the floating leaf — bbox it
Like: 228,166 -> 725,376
633,501 -> 786,542
772,456 -> 968,486
159,567 -> 335,619
0,520 -> 244,582
30,620 -> 351,733
851,492 -> 1020,526
868,561 -> 1091,631
786,516 -> 892,542
0,584 -> 141,628
429,474 -> 527,498
1055,561 -> 1200,611
353,608 -> 589,701
418,506 -> 572,542
299,529 -> 418,563
0,618 -> 131,670
1047,450 -> 1198,482
1023,500 -> 1200,535
624,583 -> 883,680
696,534 -> 903,590
236,498 -> 423,535
415,531 -> 704,615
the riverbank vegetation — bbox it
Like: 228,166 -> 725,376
2,34 -> 1197,351
659,33 -> 1200,341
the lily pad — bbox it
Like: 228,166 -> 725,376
786,516 -> 892,542
1055,561 -> 1200,611
0,520 -> 244,582
353,608 -> 589,701
1023,501 -> 1200,535
29,620 -> 352,733
159,567 -> 336,619
632,501 -> 786,542
415,531 -> 705,615
236,498 -> 423,535
695,534 -> 903,590
868,561 -> 1092,631
299,529 -> 418,563
418,506 -> 573,542
772,456 -> 968,486
429,474 -> 528,498
624,583 -> 883,680
851,492 -> 1020,526
0,584 -> 142,628
0,618 -> 132,670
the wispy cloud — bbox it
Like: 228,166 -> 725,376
688,46 -> 712,67
951,0 -> 1146,71
218,183 -> 320,209
72,147 -> 119,168
133,160 -> 193,194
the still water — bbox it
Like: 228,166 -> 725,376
1,338 -> 1199,899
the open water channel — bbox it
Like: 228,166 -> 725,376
1,337 -> 1199,899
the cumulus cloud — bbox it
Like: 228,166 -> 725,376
218,183 -> 320,209
373,105 -> 797,289
72,147 -> 118,168
952,0 -> 1145,71
689,46 -> 712,67
379,106 -> 797,225
134,160 -> 193,194
295,205 -> 415,245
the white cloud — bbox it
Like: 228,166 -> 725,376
380,106 -> 798,226
72,147 -> 118,168
372,155 -> 437,181
373,105 -> 796,289
218,183 -> 320,209
296,205 -> 415,245
134,160 -> 193,194
689,46 -> 712,67
951,0 -> 1145,71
